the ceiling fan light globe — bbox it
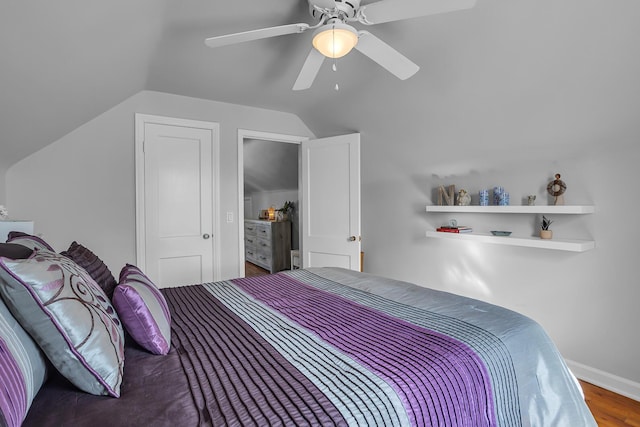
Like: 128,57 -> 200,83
312,24 -> 358,59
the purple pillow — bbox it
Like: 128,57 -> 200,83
113,264 -> 171,355
60,241 -> 117,299
6,232 -> 54,252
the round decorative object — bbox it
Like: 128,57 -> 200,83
547,174 -> 566,197
449,219 -> 458,228
457,189 -> 471,206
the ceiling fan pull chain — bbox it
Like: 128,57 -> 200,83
332,29 -> 339,91
333,56 -> 340,91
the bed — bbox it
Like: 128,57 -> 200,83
0,239 -> 596,426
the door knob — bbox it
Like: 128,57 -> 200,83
348,236 -> 357,241
203,234 -> 210,239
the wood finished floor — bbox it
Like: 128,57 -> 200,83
245,261 -> 270,278
242,263 -> 640,425
581,380 -> 640,426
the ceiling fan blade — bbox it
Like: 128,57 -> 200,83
355,31 -> 419,80
293,48 -> 325,91
205,23 -> 310,48
309,0 -> 337,9
360,0 -> 477,25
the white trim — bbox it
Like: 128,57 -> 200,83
237,130 -> 309,278
567,359 -> 640,402
135,113 -> 222,281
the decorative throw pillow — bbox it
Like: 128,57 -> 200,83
113,264 -> 171,355
0,250 -> 125,397
5,231 -> 54,252
60,241 -> 118,299
0,297 -> 48,427
0,243 -> 33,260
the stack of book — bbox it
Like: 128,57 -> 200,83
436,226 -> 473,233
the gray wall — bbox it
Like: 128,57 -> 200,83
0,168 -> 5,206
6,90 -> 314,280
361,136 -> 639,396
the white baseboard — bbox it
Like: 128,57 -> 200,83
567,359 -> 640,402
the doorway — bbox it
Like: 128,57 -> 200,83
237,130 -> 308,278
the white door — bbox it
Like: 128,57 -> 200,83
135,114 -> 219,288
301,133 -> 361,270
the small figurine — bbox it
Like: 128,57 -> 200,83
547,173 -> 566,205
457,189 -> 471,206
527,195 -> 536,206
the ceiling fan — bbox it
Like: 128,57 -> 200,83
205,0 -> 477,90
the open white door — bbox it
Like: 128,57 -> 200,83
301,133 -> 361,270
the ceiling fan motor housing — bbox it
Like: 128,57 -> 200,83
309,0 -> 361,23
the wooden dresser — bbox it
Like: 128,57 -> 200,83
244,220 -> 291,273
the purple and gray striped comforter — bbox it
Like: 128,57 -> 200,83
24,268 -> 596,426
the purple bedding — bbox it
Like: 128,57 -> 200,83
233,273 -> 496,426
22,268 -> 596,426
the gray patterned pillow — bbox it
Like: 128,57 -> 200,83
0,250 -> 125,397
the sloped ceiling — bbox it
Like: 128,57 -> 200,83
243,139 -> 299,194
0,0 -> 167,171
1,0 -> 640,173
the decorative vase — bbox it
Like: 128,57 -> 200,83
540,230 -> 553,239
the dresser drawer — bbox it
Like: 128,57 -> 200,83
244,222 -> 258,236
244,235 -> 257,248
255,223 -> 272,240
245,247 -> 259,263
254,252 -> 271,270
256,237 -> 271,251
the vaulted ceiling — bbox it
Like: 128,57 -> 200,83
243,139 -> 299,194
2,0 -> 640,174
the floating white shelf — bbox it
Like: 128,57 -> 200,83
425,204 -> 595,252
425,231 -> 595,252
425,205 -> 594,214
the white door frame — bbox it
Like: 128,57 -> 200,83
237,130 -> 309,278
135,113 -> 221,281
